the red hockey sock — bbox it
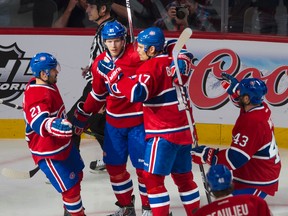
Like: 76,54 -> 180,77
143,171 -> 170,216
172,172 -> 200,215
136,169 -> 150,208
106,164 -> 133,206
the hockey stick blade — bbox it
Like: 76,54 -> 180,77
1,166 -> 40,179
172,28 -> 193,71
0,99 -> 23,110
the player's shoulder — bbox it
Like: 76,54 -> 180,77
92,52 -> 108,67
229,194 -> 267,205
95,51 -> 107,61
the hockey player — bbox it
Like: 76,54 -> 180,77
73,20 -> 151,216
67,0 -> 121,172
192,75 -> 281,199
23,52 -> 85,216
96,26 -> 200,216
194,164 -> 272,216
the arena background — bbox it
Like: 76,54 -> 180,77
0,29 -> 287,148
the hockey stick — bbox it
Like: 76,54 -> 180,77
1,166 -> 40,179
172,28 -> 212,204
0,99 -> 22,110
83,129 -> 104,140
125,0 -> 135,43
1,131 -> 103,179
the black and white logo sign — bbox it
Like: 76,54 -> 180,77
0,43 -> 33,102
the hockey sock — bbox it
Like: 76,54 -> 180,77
171,172 -> 200,215
62,178 -> 85,216
106,164 -> 134,206
143,171 -> 170,216
136,168 -> 150,208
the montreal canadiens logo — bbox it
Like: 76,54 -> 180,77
69,172 -> 76,179
0,43 -> 33,102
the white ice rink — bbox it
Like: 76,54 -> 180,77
0,138 -> 287,216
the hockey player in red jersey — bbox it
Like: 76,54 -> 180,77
72,20 -> 152,216
96,26 -> 200,216
194,164 -> 272,216
23,53 -> 85,216
192,74 -> 281,199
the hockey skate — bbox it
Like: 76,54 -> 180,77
64,208 -> 86,216
141,208 -> 172,216
142,206 -> 152,216
64,209 -> 70,216
89,159 -> 106,173
107,195 -> 136,216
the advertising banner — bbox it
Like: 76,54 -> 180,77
186,39 -> 288,128
0,32 -> 287,144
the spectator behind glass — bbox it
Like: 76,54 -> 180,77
194,0 -> 221,31
228,0 -> 253,33
18,0 -> 34,14
0,0 -> 11,26
131,0 -> 159,28
154,0 -> 221,32
52,0 -> 93,28
284,0 -> 288,35
33,0 -> 127,28
154,0 -> 198,31
110,0 -> 159,29
255,0 -> 279,34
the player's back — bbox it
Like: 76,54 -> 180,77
194,194 -> 272,216
232,102 -> 281,196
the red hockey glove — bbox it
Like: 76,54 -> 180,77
72,101 -> 92,135
97,59 -> 123,85
191,145 -> 218,165
45,117 -> 73,138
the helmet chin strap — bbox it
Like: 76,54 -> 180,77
38,70 -> 51,84
94,15 -> 103,23
94,6 -> 106,23
38,76 -> 50,84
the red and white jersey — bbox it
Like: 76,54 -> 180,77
216,102 -> 281,196
194,194 -> 272,216
117,53 -> 196,145
83,43 -> 144,128
23,78 -> 71,164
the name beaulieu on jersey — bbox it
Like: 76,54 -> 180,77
0,43 -> 33,102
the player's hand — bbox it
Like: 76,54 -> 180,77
97,59 -> 123,84
45,117 -> 73,138
72,101 -> 91,135
221,72 -> 239,95
170,50 -> 193,85
191,145 -> 218,165
81,66 -> 90,78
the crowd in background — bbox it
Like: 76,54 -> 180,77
1,0 -> 288,36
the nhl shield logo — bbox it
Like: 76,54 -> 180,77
0,43 -> 33,102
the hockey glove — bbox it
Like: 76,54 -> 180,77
170,51 -> 193,85
45,117 -> 73,138
191,145 -> 218,165
97,59 -> 123,85
221,72 -> 239,95
72,101 -> 92,136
